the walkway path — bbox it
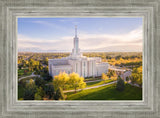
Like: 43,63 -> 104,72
63,81 -> 117,93
18,71 -> 40,82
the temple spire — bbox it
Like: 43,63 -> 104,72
71,25 -> 80,56
75,25 -> 77,37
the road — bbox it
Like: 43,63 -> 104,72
63,81 -> 117,93
18,71 -> 40,82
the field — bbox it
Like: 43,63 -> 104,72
66,84 -> 142,100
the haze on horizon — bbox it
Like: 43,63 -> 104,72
18,17 -> 143,52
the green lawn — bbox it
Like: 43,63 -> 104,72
84,77 -> 101,81
18,69 -> 32,78
86,79 -> 114,87
65,84 -> 142,100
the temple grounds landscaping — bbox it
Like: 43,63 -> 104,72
66,83 -> 142,100
18,52 -> 142,100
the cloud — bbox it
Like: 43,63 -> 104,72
18,26 -> 143,52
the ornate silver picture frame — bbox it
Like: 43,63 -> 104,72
0,0 -> 159,117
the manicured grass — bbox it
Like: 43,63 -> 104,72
84,77 -> 101,81
66,84 -> 142,100
86,79 -> 114,87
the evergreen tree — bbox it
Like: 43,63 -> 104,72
23,88 -> 35,100
35,77 -> 46,89
44,85 -> 55,99
24,79 -> 37,100
116,76 -> 125,91
54,87 -> 65,100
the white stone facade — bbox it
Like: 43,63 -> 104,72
49,26 -> 109,78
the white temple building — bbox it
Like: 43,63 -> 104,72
48,26 -> 109,78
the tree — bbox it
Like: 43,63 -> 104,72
24,79 -> 37,100
130,66 -> 142,87
112,71 -> 117,77
107,72 -> 111,78
23,88 -> 35,100
34,93 -> 42,100
44,85 -> 55,99
44,74 -> 52,81
136,75 -> 142,87
116,76 -> 125,91
102,73 -> 109,83
26,79 -> 36,91
107,70 -> 116,78
44,57 -> 48,65
54,87 -> 65,100
130,74 -> 139,84
34,87 -> 45,100
115,55 -> 121,60
126,76 -> 129,83
35,77 -> 46,89
69,72 -> 86,93
53,72 -> 69,90
106,56 -> 111,59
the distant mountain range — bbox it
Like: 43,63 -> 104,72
18,48 -> 70,53
18,44 -> 142,53
87,44 -> 142,52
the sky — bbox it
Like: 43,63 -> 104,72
18,17 -> 143,52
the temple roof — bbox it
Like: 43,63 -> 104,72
50,59 -> 69,66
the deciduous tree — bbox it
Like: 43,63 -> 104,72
34,87 -> 45,100
102,73 -> 109,83
69,72 -> 86,93
53,72 -> 69,91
